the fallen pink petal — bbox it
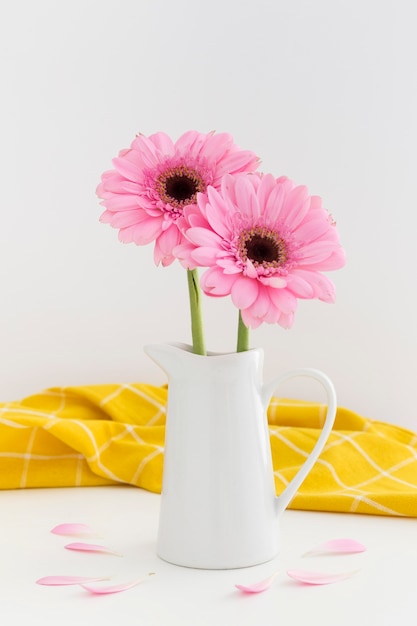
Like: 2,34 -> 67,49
36,576 -> 109,586
64,542 -> 122,556
305,538 -> 366,555
235,572 -> 278,594
287,569 -> 358,585
50,523 -> 96,537
79,578 -> 147,595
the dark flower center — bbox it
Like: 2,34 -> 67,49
238,227 -> 287,269
245,234 -> 280,264
156,165 -> 206,210
165,175 -> 198,203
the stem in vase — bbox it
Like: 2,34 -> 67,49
237,311 -> 250,352
187,269 -> 206,356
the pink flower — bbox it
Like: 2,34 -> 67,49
97,131 -> 260,266
175,173 -> 346,329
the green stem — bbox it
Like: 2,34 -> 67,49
187,269 -> 206,356
236,311 -> 250,352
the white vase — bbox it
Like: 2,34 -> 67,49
145,342 -> 337,570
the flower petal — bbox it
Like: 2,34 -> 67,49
257,173 -> 278,212
100,193 -> 139,212
305,539 -> 366,555
259,276 -> 287,288
36,576 -> 109,586
214,149 -> 260,180
303,247 -> 346,271
280,185 -> 310,227
231,276 -> 259,309
107,209 -> 143,229
51,523 -> 96,537
240,308 -> 264,329
294,240 -> 341,265
268,288 -> 298,315
200,266 -> 236,296
234,175 -> 259,219
263,177 -> 287,222
80,578 -> 147,595
199,132 -> 233,160
186,226 -> 223,247
147,131 -> 175,155
191,247 -> 226,266
174,130 -> 206,155
204,187 -> 232,238
112,155 -> 142,183
287,569 -> 358,585
64,542 -> 122,556
235,572 -> 278,594
246,284 -> 270,318
119,216 -> 164,246
288,270 -> 336,302
294,216 -> 333,243
129,135 -> 160,168
216,258 -> 242,274
285,273 -> 315,298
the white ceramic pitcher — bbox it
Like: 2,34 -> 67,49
145,342 -> 337,569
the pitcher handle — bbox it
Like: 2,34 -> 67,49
262,368 -> 337,515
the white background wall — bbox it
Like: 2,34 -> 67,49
1,0 -> 416,429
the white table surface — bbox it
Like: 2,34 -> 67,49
1,485 -> 415,626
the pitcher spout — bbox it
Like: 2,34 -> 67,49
144,342 -> 195,377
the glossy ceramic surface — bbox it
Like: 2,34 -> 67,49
145,343 -> 337,569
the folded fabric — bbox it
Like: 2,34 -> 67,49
1,383 -> 417,517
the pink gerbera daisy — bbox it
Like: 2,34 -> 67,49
97,131 -> 260,266
175,173 -> 346,329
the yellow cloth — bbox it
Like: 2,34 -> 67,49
1,383 -> 417,517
